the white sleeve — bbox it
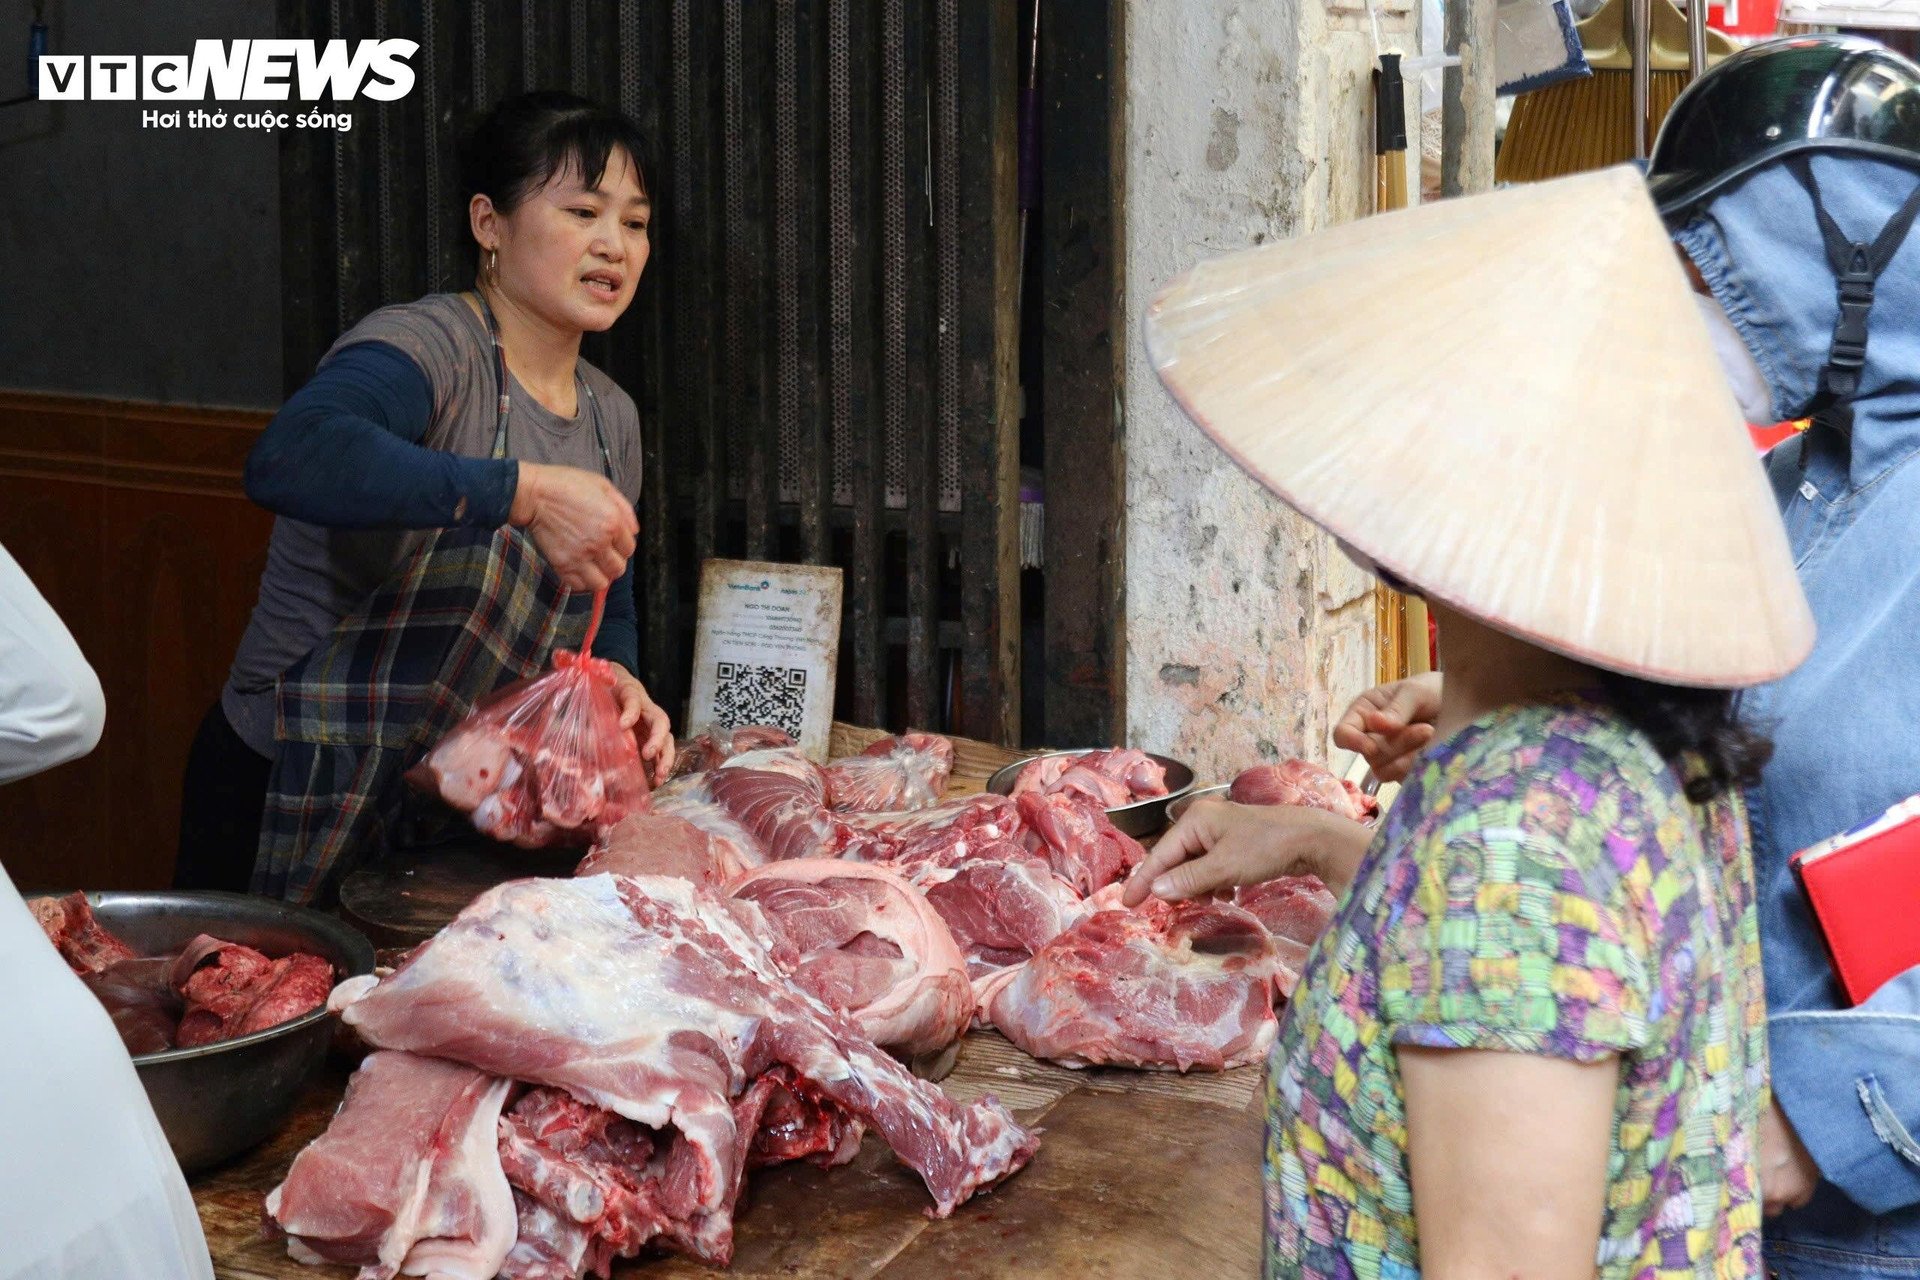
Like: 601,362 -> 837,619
0,543 -> 105,784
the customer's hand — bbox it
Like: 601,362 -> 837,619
1121,798 -> 1371,907
511,462 -> 637,592
608,667 -> 675,784
1333,672 -> 1443,783
1759,1098 -> 1820,1216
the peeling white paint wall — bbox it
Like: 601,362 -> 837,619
1122,0 -> 1415,780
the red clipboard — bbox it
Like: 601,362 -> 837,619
1790,794 -> 1920,1007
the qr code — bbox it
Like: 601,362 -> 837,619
713,662 -> 809,739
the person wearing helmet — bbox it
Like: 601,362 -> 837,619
1650,34 -> 1920,1275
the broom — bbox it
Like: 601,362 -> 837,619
1371,53 -> 1433,679
1498,0 -> 1735,182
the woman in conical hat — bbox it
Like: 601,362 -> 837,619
1126,166 -> 1809,1277
1201,39 -> 1920,1274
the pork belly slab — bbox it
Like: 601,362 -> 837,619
266,1051 -> 516,1280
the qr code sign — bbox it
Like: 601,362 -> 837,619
712,662 -> 809,739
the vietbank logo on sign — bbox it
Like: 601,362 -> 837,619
38,39 -> 418,102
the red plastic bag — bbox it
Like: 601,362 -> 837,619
408,593 -> 650,847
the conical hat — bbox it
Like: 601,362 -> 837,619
1144,166 -> 1813,688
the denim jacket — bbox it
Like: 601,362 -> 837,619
1679,155 -> 1920,1262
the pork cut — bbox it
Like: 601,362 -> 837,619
79,957 -> 182,1056
669,725 -> 796,778
907,849 -> 1089,993
823,733 -> 955,813
171,935 -> 335,1047
1014,791 -> 1148,896
496,1068 -> 862,1279
327,874 -> 1037,1265
575,811 -> 750,890
1010,748 -> 1168,808
267,1051 -> 517,1280
980,896 -> 1282,1071
645,774 -> 771,871
839,792 -> 1025,864
1229,759 -> 1379,824
730,859 -> 973,1057
650,749 -> 844,864
1233,875 -> 1339,997
30,892 -> 136,975
703,767 -> 842,862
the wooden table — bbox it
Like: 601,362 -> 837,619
202,723 -> 1270,1277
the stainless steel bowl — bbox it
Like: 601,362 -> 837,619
75,890 -> 375,1174
985,749 -> 1196,839
1165,783 -> 1231,824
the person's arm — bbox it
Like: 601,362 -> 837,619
1768,966 -> 1920,1214
1332,671 -> 1443,783
1400,1048 -> 1617,1278
0,545 -> 105,784
244,341 -> 520,529
1121,798 -> 1372,906
249,342 -> 638,590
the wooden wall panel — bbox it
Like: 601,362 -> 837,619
278,0 -> 1025,746
1039,0 -> 1126,747
0,394 -> 271,893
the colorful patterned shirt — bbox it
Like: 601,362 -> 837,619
1265,698 -> 1767,1278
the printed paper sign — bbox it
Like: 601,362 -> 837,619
687,559 -> 844,761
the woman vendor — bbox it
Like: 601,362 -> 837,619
175,91 -> 673,904
1133,166 -> 1806,1276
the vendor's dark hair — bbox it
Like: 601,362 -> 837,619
1595,673 -> 1772,803
457,90 -> 653,253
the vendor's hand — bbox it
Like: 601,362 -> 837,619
1759,1098 -> 1819,1217
1121,798 -> 1371,908
1333,672 -> 1443,783
609,667 -> 675,784
511,462 -> 637,592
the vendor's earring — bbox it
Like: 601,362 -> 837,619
489,248 -> 499,281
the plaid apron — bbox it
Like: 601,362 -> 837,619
253,525 -> 591,904
255,292 -> 617,904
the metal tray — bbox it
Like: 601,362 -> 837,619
1165,783 -> 1231,824
71,890 -> 375,1174
984,749 -> 1196,839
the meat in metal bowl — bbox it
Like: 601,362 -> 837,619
984,749 -> 1196,839
76,890 -> 375,1174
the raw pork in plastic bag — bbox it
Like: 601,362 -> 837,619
671,724 -> 797,778
408,593 -> 650,847
824,733 -> 955,813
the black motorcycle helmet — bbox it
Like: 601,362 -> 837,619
1650,36 -> 1920,417
1650,35 -> 1920,223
